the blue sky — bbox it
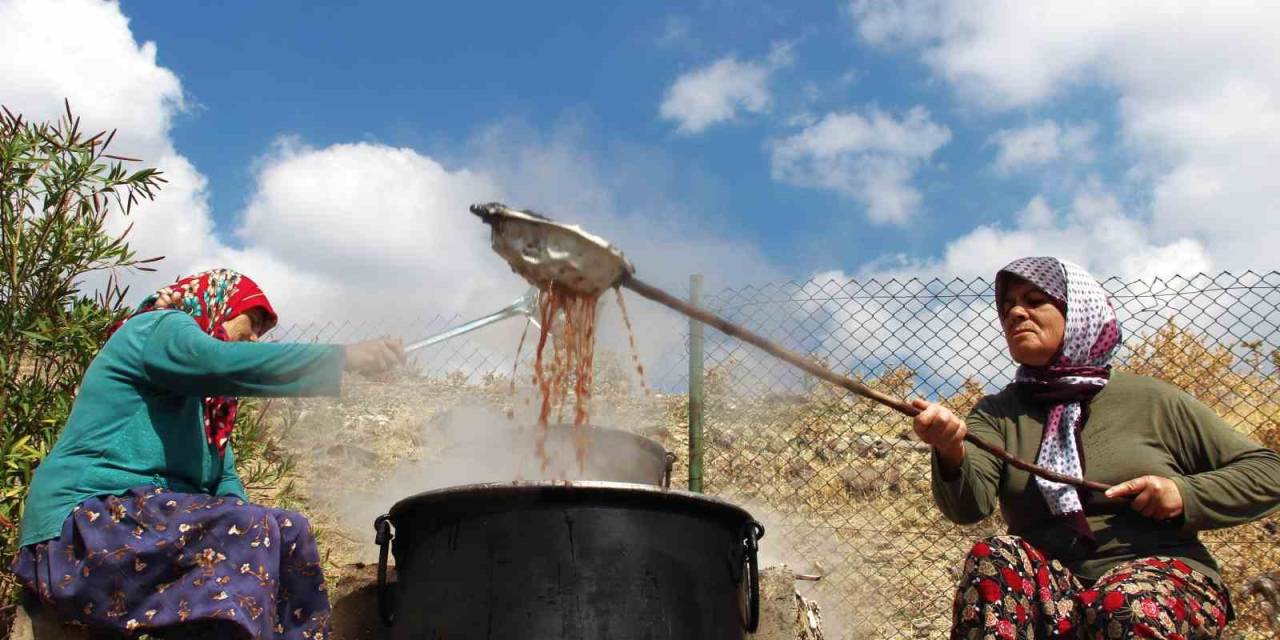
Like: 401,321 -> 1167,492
4,0 -> 1277,329
115,0 -> 1113,274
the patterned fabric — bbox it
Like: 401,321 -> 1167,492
996,257 -> 1121,543
952,536 -> 1230,640
12,486 -> 330,639
111,269 -> 279,454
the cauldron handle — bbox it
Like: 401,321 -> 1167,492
374,514 -> 395,627
741,521 -> 765,633
663,452 -> 676,488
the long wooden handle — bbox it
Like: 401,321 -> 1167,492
622,275 -> 1112,492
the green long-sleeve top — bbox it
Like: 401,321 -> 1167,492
19,311 -> 345,547
933,371 -> 1280,583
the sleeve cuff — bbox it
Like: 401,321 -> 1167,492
315,345 -> 346,395
932,448 -> 968,483
1169,475 -> 1203,533
216,483 -> 249,501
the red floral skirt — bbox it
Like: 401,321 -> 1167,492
952,535 -> 1230,639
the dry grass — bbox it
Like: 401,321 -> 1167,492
1125,322 -> 1280,636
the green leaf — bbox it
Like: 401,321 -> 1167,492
0,103 -> 167,578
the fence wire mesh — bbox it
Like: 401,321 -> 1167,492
274,271 -> 1280,639
695,271 -> 1280,639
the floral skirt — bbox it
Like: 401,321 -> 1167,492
952,535 -> 1230,639
11,486 -> 331,639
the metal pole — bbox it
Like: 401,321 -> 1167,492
687,274 -> 705,493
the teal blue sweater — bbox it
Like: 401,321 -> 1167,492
19,311 -> 344,546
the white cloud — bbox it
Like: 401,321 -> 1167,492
222,138 -> 513,326
769,106 -> 950,223
0,0 -> 181,156
1015,195 -> 1054,229
0,0 -> 218,294
224,123 -> 785,377
659,44 -> 793,135
655,14 -> 693,50
800,187 -> 1215,390
990,120 -> 1095,173
850,0 -> 1280,270
858,189 -> 1212,282
0,0 -> 456,324
849,0 -> 945,50
0,0 -> 783,386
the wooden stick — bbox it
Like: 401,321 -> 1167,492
622,275 -> 1112,492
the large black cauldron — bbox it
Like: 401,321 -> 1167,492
374,481 -> 764,639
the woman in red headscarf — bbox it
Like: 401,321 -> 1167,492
12,269 -> 403,639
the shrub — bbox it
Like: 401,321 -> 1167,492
0,104 -> 165,627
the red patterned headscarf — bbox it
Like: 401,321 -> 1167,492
114,269 -> 278,455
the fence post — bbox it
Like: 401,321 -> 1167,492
688,274 -> 705,493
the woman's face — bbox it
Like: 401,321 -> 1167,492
222,308 -> 271,343
1000,278 -> 1066,367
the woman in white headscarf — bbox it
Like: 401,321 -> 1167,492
912,257 -> 1280,639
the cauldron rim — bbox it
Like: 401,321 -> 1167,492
386,480 -> 752,527
437,423 -> 669,457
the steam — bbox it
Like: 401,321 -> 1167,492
744,500 -> 890,639
332,404 -> 670,556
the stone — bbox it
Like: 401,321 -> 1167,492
785,458 -> 818,484
853,435 -> 893,459
839,465 -> 901,498
324,443 -> 379,467
9,595 -> 89,640
1245,572 -> 1280,633
912,616 -> 935,637
754,564 -> 826,640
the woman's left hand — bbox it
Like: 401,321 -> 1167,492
1105,475 -> 1184,520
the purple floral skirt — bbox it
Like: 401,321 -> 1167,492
11,486 -> 331,639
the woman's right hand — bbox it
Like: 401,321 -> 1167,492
344,338 -> 406,376
152,289 -> 182,310
911,399 -> 967,471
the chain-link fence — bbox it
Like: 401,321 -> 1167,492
695,271 -> 1280,639
276,270 -> 1280,639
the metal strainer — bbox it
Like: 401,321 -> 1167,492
471,202 -> 1109,491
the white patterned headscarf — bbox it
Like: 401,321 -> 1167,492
996,257 -> 1121,544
